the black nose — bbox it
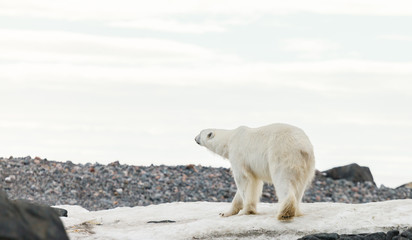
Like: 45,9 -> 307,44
195,136 -> 201,145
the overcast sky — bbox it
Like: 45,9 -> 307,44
1,0 -> 412,187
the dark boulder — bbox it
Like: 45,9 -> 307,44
0,190 -> 69,240
322,163 -> 375,185
298,233 -> 339,240
364,232 -> 386,240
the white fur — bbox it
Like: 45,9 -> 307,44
195,123 -> 315,221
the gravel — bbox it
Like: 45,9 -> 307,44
1,156 -> 411,239
1,156 -> 411,210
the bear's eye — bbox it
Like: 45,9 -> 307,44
207,132 -> 214,139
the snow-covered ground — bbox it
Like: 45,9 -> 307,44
59,200 -> 412,240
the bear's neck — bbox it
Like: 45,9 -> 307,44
209,129 -> 231,159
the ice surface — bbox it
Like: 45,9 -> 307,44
58,200 -> 412,240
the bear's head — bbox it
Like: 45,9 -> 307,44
195,129 -> 215,147
195,129 -> 230,159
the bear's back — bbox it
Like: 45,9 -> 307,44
240,123 -> 313,154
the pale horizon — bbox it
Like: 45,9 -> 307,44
1,0 -> 412,188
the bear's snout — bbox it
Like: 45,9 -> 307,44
195,135 -> 201,145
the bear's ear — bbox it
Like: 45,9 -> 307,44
207,132 -> 214,139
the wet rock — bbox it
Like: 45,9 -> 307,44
299,233 -> 339,240
299,236 -> 321,240
53,207 -> 68,217
400,228 -> 412,239
339,234 -> 364,240
387,230 -> 400,239
364,232 -> 386,240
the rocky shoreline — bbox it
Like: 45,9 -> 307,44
1,156 -> 412,239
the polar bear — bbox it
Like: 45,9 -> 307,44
195,123 -> 315,221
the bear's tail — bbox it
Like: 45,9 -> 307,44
277,190 -> 298,221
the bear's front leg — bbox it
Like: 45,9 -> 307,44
219,191 -> 243,217
241,178 -> 263,215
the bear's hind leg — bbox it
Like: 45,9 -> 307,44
271,170 -> 298,221
293,181 -> 307,217
276,190 -> 297,221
